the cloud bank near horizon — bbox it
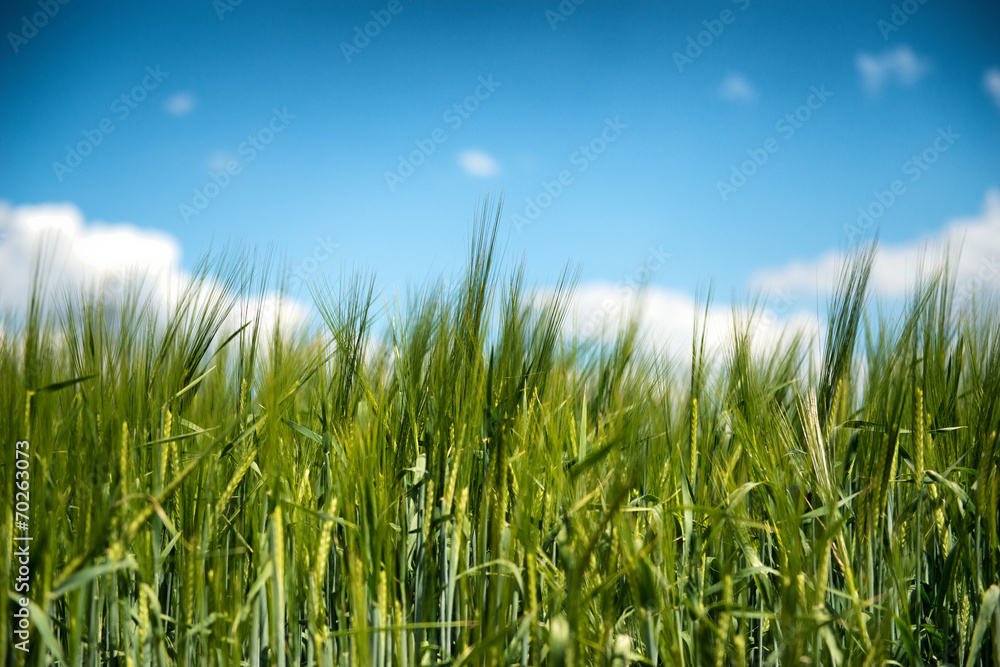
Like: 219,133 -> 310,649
2,193 -> 997,361
752,189 -> 1000,304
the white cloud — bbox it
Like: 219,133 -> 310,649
984,67 -> 1000,109
555,283 -> 821,362
208,151 -> 238,171
0,203 -> 180,311
752,189 -> 1000,303
164,91 -> 197,116
855,46 -> 930,95
718,72 -> 758,104
458,149 -> 499,177
0,202 -> 307,336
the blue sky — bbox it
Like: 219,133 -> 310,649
1,0 -> 999,344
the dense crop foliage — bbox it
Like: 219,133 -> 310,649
2,203 -> 999,666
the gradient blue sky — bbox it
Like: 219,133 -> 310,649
2,0 -> 999,311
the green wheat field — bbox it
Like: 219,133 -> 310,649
2,204 -> 999,666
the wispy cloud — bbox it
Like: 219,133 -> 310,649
855,45 -> 930,95
984,67 -> 1000,109
717,72 -> 758,104
752,189 -> 1000,300
458,149 -> 499,177
164,91 -> 197,116
208,151 -> 238,171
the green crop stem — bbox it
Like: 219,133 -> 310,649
0,200 -> 998,666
